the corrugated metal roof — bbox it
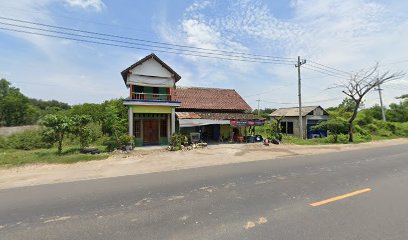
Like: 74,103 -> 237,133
270,106 -> 325,117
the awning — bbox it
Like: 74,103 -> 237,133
179,119 -> 230,127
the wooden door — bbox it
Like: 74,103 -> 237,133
143,119 -> 159,145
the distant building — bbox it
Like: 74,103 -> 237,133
270,106 -> 329,139
121,53 -> 263,146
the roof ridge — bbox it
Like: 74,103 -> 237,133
176,86 -> 235,91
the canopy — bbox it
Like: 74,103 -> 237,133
178,119 -> 230,127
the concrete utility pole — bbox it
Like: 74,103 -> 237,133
376,83 -> 386,122
256,98 -> 261,117
295,56 -> 306,139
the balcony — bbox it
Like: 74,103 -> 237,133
132,92 -> 171,101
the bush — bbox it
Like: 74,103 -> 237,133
104,134 -> 133,152
354,125 -> 370,136
0,136 -> 8,148
354,133 -> 372,143
169,133 -> 189,151
394,122 -> 408,136
6,130 -> 52,150
365,123 -> 378,133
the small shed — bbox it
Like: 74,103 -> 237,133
270,106 -> 329,139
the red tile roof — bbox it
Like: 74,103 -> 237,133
174,87 -> 252,112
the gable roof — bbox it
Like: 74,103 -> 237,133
270,106 -> 327,117
174,87 -> 252,112
121,53 -> 181,84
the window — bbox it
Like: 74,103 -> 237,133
160,118 -> 167,137
287,122 -> 294,134
134,119 -> 141,138
280,122 -> 287,134
280,121 -> 294,134
153,87 -> 159,94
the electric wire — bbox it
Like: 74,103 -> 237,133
0,16 -> 296,61
0,26 -> 295,64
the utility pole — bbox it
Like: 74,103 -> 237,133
256,98 -> 261,117
295,56 -> 306,139
376,83 -> 386,121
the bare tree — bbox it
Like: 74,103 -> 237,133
335,63 -> 404,142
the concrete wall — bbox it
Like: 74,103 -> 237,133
280,116 -> 307,138
0,125 -> 40,137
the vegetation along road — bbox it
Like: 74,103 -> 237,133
1,143 -> 407,239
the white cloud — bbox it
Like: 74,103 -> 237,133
157,0 -> 408,108
64,0 -> 106,12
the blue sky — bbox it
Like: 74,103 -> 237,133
0,0 -> 407,110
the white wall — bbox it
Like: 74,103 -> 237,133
130,58 -> 172,78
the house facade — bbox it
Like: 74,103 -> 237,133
175,87 -> 263,142
121,53 -> 263,146
121,53 -> 181,146
270,106 -> 329,139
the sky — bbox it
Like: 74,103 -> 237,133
0,0 -> 407,110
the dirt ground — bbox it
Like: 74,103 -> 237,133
0,138 -> 407,190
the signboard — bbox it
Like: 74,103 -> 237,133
230,120 -> 264,126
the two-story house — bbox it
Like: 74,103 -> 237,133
121,53 -> 182,146
121,53 -> 264,147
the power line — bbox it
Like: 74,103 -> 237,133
0,16 -> 296,61
302,66 -> 346,79
307,62 -> 350,77
307,60 -> 351,75
0,21 -> 296,64
0,26 -> 296,65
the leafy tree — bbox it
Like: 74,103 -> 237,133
102,100 -> 129,151
313,118 -> 348,143
69,103 -> 104,123
386,95 -> 408,122
70,115 -> 93,149
41,114 -> 72,154
0,79 -> 42,126
28,98 -> 70,111
264,120 -> 282,141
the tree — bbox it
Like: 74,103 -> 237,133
70,115 -> 93,149
334,64 -> 404,142
386,94 -> 408,122
313,118 -> 348,143
41,114 -> 72,154
0,79 -> 42,126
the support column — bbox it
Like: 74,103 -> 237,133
171,107 -> 176,135
167,114 -> 171,142
128,107 -> 133,136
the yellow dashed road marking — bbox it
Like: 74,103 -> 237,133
310,188 -> 371,207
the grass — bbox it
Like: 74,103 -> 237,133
0,146 -> 109,168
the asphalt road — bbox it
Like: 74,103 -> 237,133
1,143 -> 408,240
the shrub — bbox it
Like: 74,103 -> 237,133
313,118 -> 348,143
169,133 -> 182,151
365,123 -> 378,134
394,122 -> 408,136
354,133 -> 372,143
0,136 -> 8,149
6,130 -> 52,150
104,134 -> 133,152
354,125 -> 370,136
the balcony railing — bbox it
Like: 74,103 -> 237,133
132,92 -> 171,101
